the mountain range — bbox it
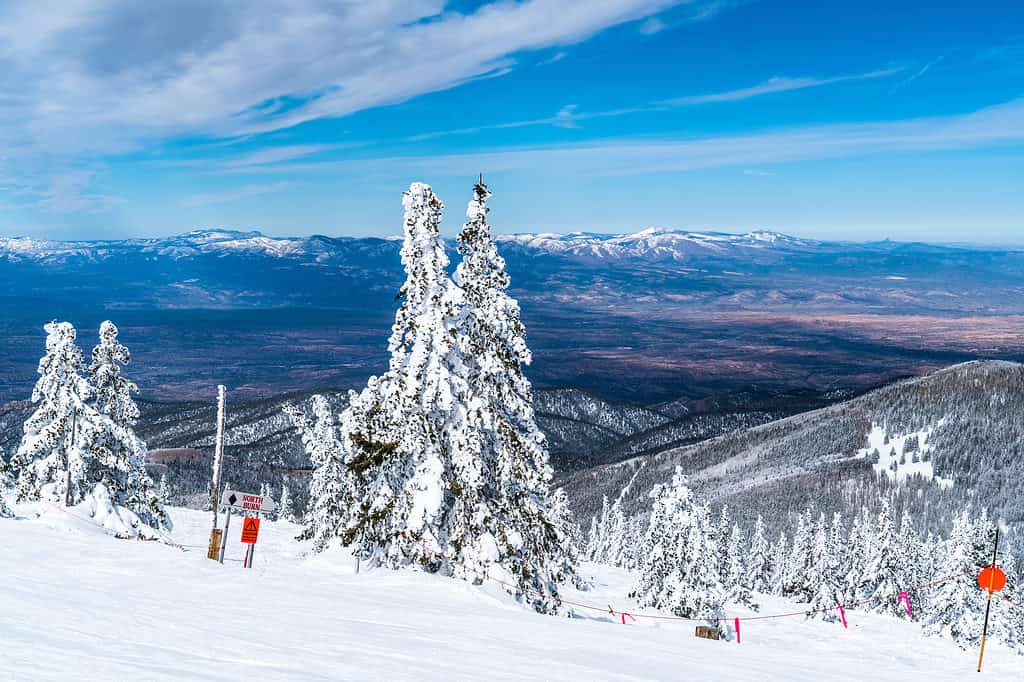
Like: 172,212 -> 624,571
2,228 -> 1023,407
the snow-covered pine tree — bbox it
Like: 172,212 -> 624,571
770,532 -> 788,596
807,513 -> 842,622
862,500 -> 905,617
284,394 -> 351,549
158,474 -> 170,505
844,507 -> 871,605
445,177 -> 574,609
784,509 -> 814,601
716,504 -> 731,575
88,320 -> 167,529
748,515 -> 772,594
924,508 -> 985,648
277,478 -> 297,523
633,467 -> 726,636
726,523 -> 754,607
588,495 -> 612,562
896,508 -> 924,613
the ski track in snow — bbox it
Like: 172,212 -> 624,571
0,506 -> 1018,681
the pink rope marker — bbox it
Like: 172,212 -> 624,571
838,604 -> 848,628
898,591 -> 912,618
734,618 -> 741,644
621,612 -> 636,625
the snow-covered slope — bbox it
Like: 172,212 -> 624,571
0,506 -> 1017,680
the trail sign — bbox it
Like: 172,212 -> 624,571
241,517 -> 261,544
978,565 -> 1007,593
221,489 -> 276,514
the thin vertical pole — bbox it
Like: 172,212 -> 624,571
64,408 -> 78,507
248,543 -> 255,569
219,508 -> 231,564
210,385 -> 226,530
977,527 -> 1000,673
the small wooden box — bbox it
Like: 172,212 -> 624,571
207,528 -> 223,560
695,625 -> 720,641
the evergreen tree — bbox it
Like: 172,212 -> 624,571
284,394 -> 351,550
784,509 -> 814,600
633,468 -> 726,636
88,320 -> 166,528
726,523 -> 753,607
450,177 -> 575,606
277,478 -> 297,523
924,509 -> 985,648
862,500 -> 905,617
11,321 -> 94,503
807,513 -> 842,622
747,515 -> 772,594
770,532 -> 789,596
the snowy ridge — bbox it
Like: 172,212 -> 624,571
0,227 -> 814,264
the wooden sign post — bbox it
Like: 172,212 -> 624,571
207,528 -> 223,560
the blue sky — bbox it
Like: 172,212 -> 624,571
0,1 -> 1022,243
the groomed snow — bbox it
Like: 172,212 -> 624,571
0,506 -> 1017,680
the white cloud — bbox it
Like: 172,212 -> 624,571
664,68 -> 903,105
0,0 -> 706,208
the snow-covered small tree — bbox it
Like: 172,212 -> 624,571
844,507 -> 871,604
924,509 -> 985,648
784,509 -> 814,600
284,394 -> 351,550
748,515 -> 772,594
807,513 -> 843,622
633,468 -> 726,636
862,500 -> 905,617
277,478 -> 297,523
770,532 -> 789,596
725,524 -> 754,607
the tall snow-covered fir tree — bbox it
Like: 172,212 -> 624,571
339,181 -> 573,613
449,176 -> 575,606
88,320 -> 167,529
277,478 -> 297,523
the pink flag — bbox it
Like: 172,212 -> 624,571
898,591 -> 912,618
734,618 -> 741,644
621,612 -> 636,625
838,604 -> 848,628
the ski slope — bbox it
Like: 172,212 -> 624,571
0,506 -> 1018,681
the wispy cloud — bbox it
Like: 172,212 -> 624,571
266,97 -> 1024,178
407,66 -> 903,141
664,68 -> 903,105
181,181 -> 292,208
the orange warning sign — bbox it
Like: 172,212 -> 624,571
241,517 -> 261,545
978,566 -> 1006,593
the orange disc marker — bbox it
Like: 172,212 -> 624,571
977,566 -> 1006,593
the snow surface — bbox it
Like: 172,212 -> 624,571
1,505 -> 1017,680
853,422 -> 954,489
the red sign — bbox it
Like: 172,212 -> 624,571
978,566 -> 1006,593
240,518 -> 261,545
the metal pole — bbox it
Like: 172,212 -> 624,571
248,543 -> 255,569
64,408 -> 78,507
210,385 -> 227,530
977,527 -> 1000,673
219,508 -> 231,564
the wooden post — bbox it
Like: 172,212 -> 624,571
210,385 -> 226,529
977,527 -> 1000,673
